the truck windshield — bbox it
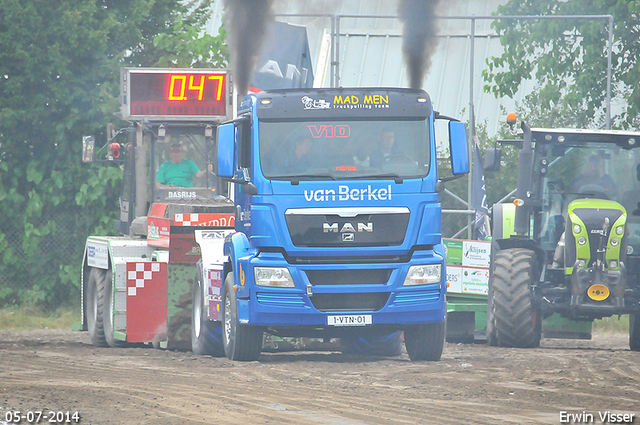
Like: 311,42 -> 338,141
259,119 -> 430,180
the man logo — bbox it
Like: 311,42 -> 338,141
323,222 -> 373,233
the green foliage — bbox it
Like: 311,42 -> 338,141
154,19 -> 229,68
483,0 -> 640,128
0,0 -> 224,309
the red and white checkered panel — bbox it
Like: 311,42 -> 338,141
126,262 -> 167,343
173,213 -> 235,227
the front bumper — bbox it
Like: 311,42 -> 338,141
237,249 -> 446,329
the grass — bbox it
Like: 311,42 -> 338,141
592,315 -> 629,333
0,305 -> 78,330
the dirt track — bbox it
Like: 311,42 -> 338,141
0,330 -> 638,425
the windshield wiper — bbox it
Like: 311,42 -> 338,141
351,174 -> 404,184
281,174 -> 338,185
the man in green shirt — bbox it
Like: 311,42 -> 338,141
156,143 -> 209,188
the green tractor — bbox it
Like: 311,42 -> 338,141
485,121 -> 640,350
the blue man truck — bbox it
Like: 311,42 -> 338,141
199,88 -> 469,361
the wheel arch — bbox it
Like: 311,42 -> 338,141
223,232 -> 257,297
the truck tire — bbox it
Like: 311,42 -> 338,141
487,248 -> 541,348
222,273 -> 263,361
86,268 -> 108,347
630,313 -> 640,352
339,331 -> 403,357
192,262 -> 225,356
103,269 -> 127,348
403,321 -> 445,361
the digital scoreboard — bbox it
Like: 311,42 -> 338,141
120,68 -> 233,121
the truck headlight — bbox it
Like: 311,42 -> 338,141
254,267 -> 295,287
403,264 -> 441,286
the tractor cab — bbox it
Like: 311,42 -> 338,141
526,129 -> 640,272
83,121 -> 232,237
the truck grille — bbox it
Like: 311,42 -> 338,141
285,208 -> 410,247
310,293 -> 390,312
256,292 -> 306,308
392,287 -> 441,305
306,269 -> 391,285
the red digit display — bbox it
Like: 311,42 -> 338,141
121,68 -> 230,120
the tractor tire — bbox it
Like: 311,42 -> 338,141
630,312 -> 640,352
222,273 -> 263,361
102,269 -> 127,348
339,331 -> 403,357
486,271 -> 498,347
487,248 -> 541,348
403,321 -> 445,361
192,262 -> 225,356
86,268 -> 108,347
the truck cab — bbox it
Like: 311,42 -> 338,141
206,88 -> 468,360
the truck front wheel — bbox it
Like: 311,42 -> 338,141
630,312 -> 640,351
86,268 -> 108,347
403,321 -> 445,361
487,248 -> 541,348
222,273 -> 263,361
191,262 -> 225,356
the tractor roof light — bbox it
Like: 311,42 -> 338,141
629,138 -> 636,146
557,135 -> 565,143
506,112 -> 517,129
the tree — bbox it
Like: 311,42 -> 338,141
483,0 -> 640,129
0,0 -> 219,308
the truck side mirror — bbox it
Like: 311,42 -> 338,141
82,136 -> 95,163
483,148 -> 501,172
217,123 -> 235,178
448,121 -> 469,175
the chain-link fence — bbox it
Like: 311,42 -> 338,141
0,212 -> 88,308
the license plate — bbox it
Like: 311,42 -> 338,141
327,314 -> 372,326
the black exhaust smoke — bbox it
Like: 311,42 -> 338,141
398,0 -> 442,89
223,0 -> 275,96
